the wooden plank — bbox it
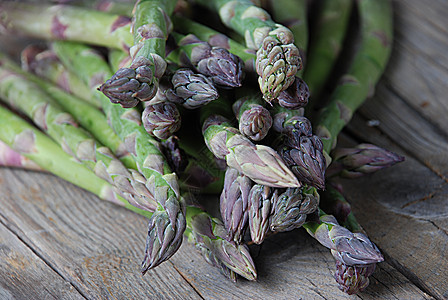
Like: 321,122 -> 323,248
0,223 -> 82,300
0,168 -> 201,300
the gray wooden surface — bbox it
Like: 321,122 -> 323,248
0,0 -> 446,299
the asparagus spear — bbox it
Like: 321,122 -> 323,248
334,260 -> 376,295
193,0 -> 301,101
303,0 -> 353,102
315,0 -> 393,155
171,16 -> 257,68
99,0 -> 178,106
326,144 -> 405,179
142,102 -> 182,140
220,167 -> 253,243
276,76 -> 310,110
270,186 -> 319,232
267,0 -> 308,76
168,33 -> 244,88
0,104 -> 152,218
248,184 -> 273,244
232,95 -> 273,141
202,114 -> 300,188
51,41 -> 186,273
0,140 -> 44,171
0,2 -> 133,52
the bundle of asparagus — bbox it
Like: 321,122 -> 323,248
0,0 -> 401,295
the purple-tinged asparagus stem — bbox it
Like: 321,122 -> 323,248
232,96 -> 273,141
326,144 -> 405,178
334,260 -> 376,295
270,186 -> 319,232
279,131 -> 326,190
220,168 -> 253,243
169,33 -> 244,88
248,184 -> 273,244
202,114 -> 300,188
165,68 -> 219,109
276,76 -> 309,110
160,136 -> 188,175
142,102 -> 181,140
303,211 -> 384,266
0,140 -> 44,171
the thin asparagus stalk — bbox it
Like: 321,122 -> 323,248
0,104 -> 152,218
267,0 -> 308,76
202,114 -> 300,188
326,144 -> 405,179
220,167 -> 253,243
315,0 -> 393,155
193,0 -> 301,102
171,16 -> 257,68
303,0 -> 353,102
232,95 -> 273,141
21,46 -> 100,108
168,32 -> 244,88
51,41 -> 186,273
0,2 -> 133,52
98,0 -> 178,106
0,140 -> 44,171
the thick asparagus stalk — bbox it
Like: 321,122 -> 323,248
270,186 -> 319,232
232,95 -> 273,141
0,104 -> 152,218
220,168 -> 253,243
0,2 -> 133,52
168,33 -> 244,88
202,114 -> 300,188
303,0 -> 353,101
51,41 -> 186,273
267,0 -> 308,76
193,0 -> 301,101
99,0 -> 178,106
0,140 -> 43,171
315,0 -> 393,155
326,144 -> 405,178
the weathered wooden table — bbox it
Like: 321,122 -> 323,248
1,0 -> 447,299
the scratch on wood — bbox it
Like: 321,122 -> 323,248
170,262 -> 205,300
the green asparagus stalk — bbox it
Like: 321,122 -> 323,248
171,16 -> 257,68
0,2 -> 133,52
0,104 -> 152,218
220,167 -> 253,243
168,32 -> 244,88
0,140 -> 44,171
51,41 -> 186,273
21,46 -> 100,108
302,0 -> 353,101
326,144 -> 405,179
315,0 -> 393,155
232,95 -> 273,141
193,0 -> 301,101
98,0 -> 178,106
52,0 -> 135,16
267,0 -> 308,76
